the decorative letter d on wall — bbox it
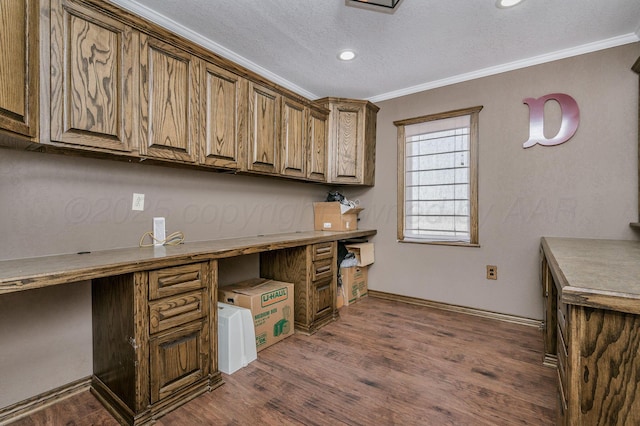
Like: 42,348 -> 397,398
522,93 -> 580,148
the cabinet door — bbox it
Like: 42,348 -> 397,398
50,0 -> 137,151
200,61 -> 244,169
150,319 -> 209,403
280,97 -> 306,178
248,82 -> 279,174
0,0 -> 38,139
313,278 -> 333,321
307,108 -> 328,182
330,102 -> 364,184
140,35 -> 198,162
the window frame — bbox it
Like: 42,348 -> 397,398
395,106 -> 482,247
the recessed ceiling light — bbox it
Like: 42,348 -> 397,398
338,50 -> 356,61
496,0 -> 524,8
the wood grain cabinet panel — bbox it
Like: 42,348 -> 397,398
316,98 -> 378,186
149,262 -> 205,300
307,107 -> 329,182
313,278 -> 333,321
149,289 -> 206,334
280,97 -> 306,178
150,318 -> 210,404
50,0 -> 137,151
199,61 -> 245,169
248,82 -> 280,174
0,0 -> 38,140
140,34 -> 198,162
261,242 -> 337,334
92,272 -> 150,420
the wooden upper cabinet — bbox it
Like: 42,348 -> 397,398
280,97 -> 306,178
50,0 -> 137,151
248,82 -> 280,174
0,0 -> 38,139
307,107 -> 329,182
140,35 -> 199,163
316,98 -> 379,186
199,62 -> 245,169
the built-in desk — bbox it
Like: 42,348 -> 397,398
0,229 -> 376,425
540,237 -> 640,426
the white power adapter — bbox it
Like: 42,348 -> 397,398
153,217 -> 166,247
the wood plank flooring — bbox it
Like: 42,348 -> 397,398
8,297 -> 557,425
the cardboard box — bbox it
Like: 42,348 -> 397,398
345,242 -> 375,266
339,265 -> 368,306
218,278 -> 294,352
336,287 -> 345,309
313,202 -> 364,231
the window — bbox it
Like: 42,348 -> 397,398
395,106 -> 482,246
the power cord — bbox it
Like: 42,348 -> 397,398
139,231 -> 185,248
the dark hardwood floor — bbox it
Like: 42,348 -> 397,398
9,297 -> 557,425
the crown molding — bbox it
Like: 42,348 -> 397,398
368,33 -> 640,103
108,0 -> 319,100
104,1 -> 640,103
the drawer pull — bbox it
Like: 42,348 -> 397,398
157,271 -> 200,287
315,265 -> 331,274
158,300 -> 201,321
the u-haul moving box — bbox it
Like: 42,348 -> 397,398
218,278 -> 294,352
339,266 -> 368,306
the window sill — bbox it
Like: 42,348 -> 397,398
398,239 -> 480,248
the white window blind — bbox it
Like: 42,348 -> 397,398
404,115 -> 471,242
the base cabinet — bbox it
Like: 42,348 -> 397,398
541,243 -> 640,426
91,260 -> 220,426
260,242 -> 337,334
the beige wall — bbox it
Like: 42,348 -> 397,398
351,42 -> 640,320
1,42 -> 639,408
0,150 -> 327,407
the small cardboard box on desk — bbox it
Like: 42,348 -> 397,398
338,243 -> 374,307
218,278 -> 294,352
314,202 -> 364,231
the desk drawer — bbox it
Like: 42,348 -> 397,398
312,242 -> 334,261
149,263 -> 206,300
312,259 -> 334,282
149,289 -> 207,334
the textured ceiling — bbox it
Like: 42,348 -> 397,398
111,0 -> 640,102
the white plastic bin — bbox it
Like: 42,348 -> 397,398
217,302 -> 257,374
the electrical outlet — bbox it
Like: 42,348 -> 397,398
153,217 -> 166,246
132,193 -> 145,211
486,265 -> 497,280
